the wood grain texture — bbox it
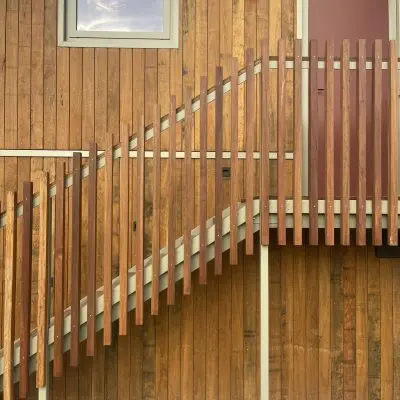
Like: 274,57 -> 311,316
388,40 -> 398,246
293,39 -> 302,246
199,77 -> 208,284
372,40 -> 382,246
245,48 -> 255,253
87,142 -> 97,356
36,172 -> 49,388
168,96 -> 177,305
277,39 -> 286,245
308,40 -> 319,246
3,193 -> 16,400
214,66 -> 223,274
119,124 -> 129,335
184,86 -> 193,292
20,181 -> 33,398
356,40 -> 367,246
151,105 -> 161,315
325,41 -> 334,246
136,114 -> 145,325
70,152 -> 82,367
54,160 -> 65,377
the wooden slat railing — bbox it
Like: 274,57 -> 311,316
2,38 -> 400,392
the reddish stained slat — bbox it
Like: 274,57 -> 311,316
341,40 -> 350,246
54,161 -> 65,376
184,86 -> 193,290
136,114 -> 145,325
3,194 -> 16,400
20,182 -> 33,398
325,40 -> 335,246
388,40 -> 398,245
119,124 -> 129,335
199,78 -> 208,284
308,40 -> 319,245
246,48 -> 255,254
293,39 -> 302,246
277,39 -> 286,245
230,59 -> 239,263
356,40 -> 367,246
103,134 -> 113,345
215,66 -> 223,274
70,152 -> 82,367
151,105 -> 161,315
87,142 -> 97,355
168,96 -> 177,305
372,40 -> 382,246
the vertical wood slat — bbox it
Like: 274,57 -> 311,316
260,39 -> 270,246
230,59 -> 239,263
215,66 -> 223,274
36,172 -> 49,388
87,142 -> 97,355
184,86 -> 193,292
199,77 -> 208,284
293,39 -> 302,246
277,39 -> 286,245
103,133 -> 113,345
20,181 -> 33,398
168,95 -> 177,305
325,40 -> 335,246
54,161 -> 65,377
136,114 -> 145,325
356,40 -> 367,246
388,40 -> 398,245
246,48 -> 255,253
70,152 -> 82,367
151,105 -> 161,315
372,40 -> 383,246
309,40 -> 319,245
119,124 -> 129,335
3,193 -> 16,400
341,39 -> 350,246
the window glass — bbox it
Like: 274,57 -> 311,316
77,0 -> 164,32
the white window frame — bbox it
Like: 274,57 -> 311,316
58,0 -> 179,48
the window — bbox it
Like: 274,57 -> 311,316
58,0 -> 179,48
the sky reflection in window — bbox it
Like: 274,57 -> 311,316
77,0 -> 164,32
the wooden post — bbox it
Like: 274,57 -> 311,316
260,242 -> 269,399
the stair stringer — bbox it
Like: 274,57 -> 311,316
0,199 -> 260,385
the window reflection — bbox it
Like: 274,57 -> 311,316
77,0 -> 164,32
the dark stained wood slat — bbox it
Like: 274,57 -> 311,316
199,77 -> 208,284
325,40 -> 335,246
184,86 -> 193,292
151,105 -> 161,315
230,58 -> 239,263
293,39 -> 302,246
308,40 -> 319,246
168,96 -> 177,305
20,181 -> 33,398
87,142 -> 97,355
104,133 -> 113,346
70,152 -> 82,367
246,48 -> 255,254
372,40 -> 382,246
54,161 -> 65,377
119,124 -> 129,335
341,40 -> 350,246
215,66 -> 223,274
3,193 -> 16,400
136,114 -> 145,325
388,40 -> 398,246
277,39 -> 286,245
36,172 -> 49,388
356,40 -> 367,246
